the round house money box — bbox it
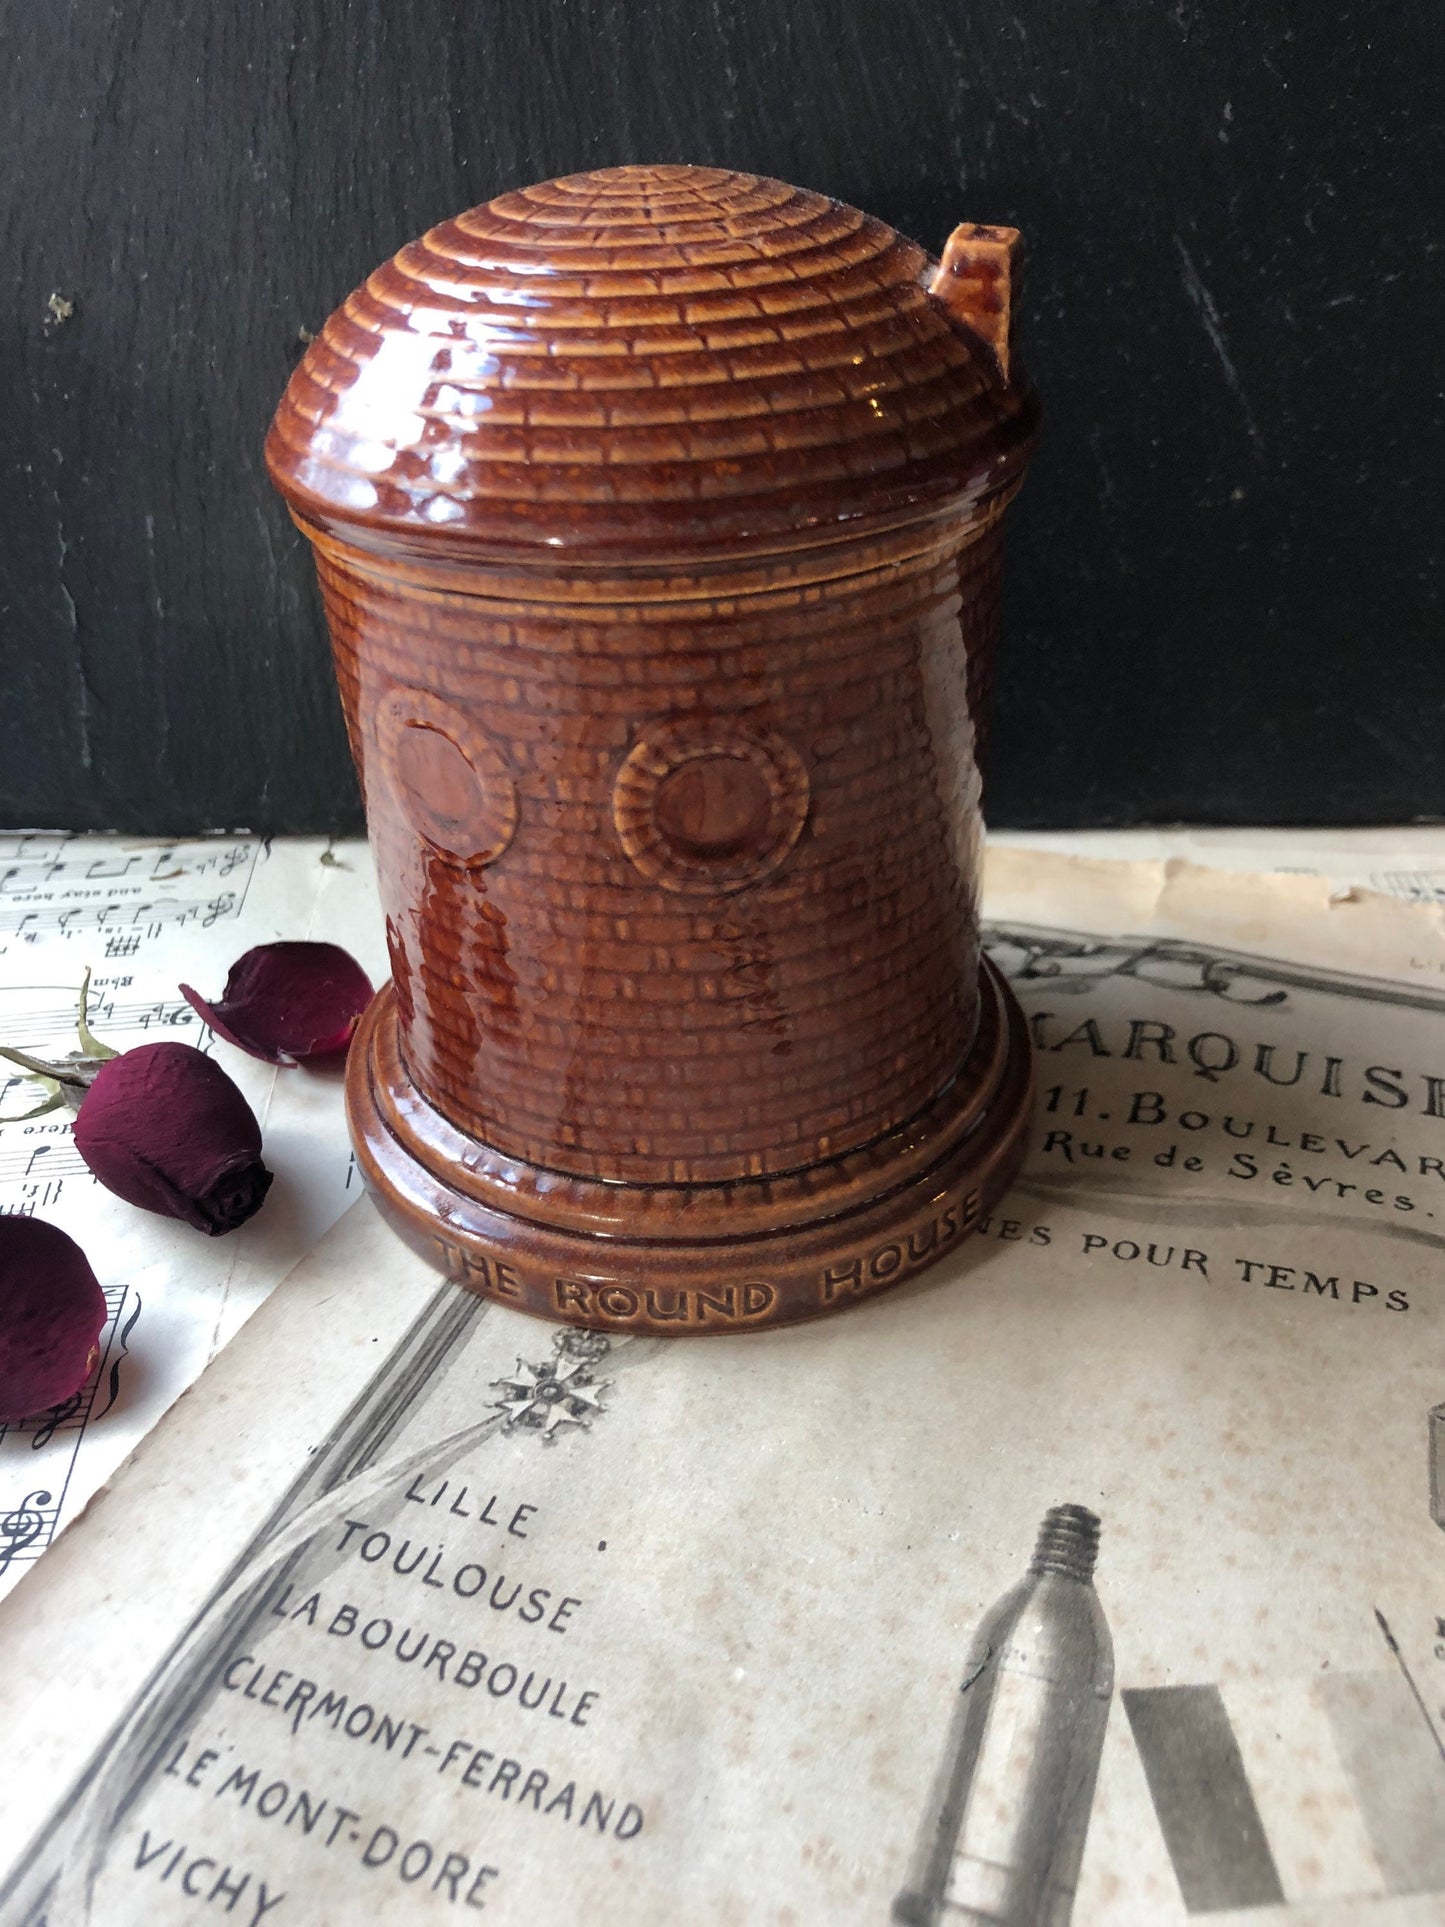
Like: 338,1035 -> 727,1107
268,165 -> 1038,1334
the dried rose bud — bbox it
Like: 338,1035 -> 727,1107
72,1042 -> 273,1235
180,941 -> 374,1064
0,1216 -> 107,1423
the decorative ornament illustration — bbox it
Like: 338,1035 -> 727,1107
983,928 -> 1289,1009
489,1330 -> 612,1442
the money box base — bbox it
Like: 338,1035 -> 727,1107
347,958 -> 1033,1336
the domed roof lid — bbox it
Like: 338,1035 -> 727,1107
267,165 -> 1038,564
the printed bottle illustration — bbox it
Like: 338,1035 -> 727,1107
894,1504 -> 1114,1926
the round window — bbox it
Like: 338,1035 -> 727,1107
613,718 -> 809,894
375,687 -> 518,868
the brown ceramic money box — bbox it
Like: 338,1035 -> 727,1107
267,165 -> 1038,1334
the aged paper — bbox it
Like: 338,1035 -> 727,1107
0,834 -> 385,1596
1,853 -> 1444,1924
988,826 -> 1445,904
3,829 -> 1441,1602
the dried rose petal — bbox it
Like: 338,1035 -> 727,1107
0,1216 -> 107,1423
180,941 -> 374,1064
73,1042 -> 273,1236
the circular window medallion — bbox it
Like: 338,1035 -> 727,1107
375,687 -> 518,868
613,717 -> 809,894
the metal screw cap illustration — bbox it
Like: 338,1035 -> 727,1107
895,1505 -> 1114,1926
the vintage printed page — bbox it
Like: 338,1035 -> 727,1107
1,829 -> 1439,1604
0,853 -> 1443,1925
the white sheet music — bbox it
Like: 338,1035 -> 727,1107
0,834 -> 384,1598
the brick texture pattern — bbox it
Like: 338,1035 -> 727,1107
321,523 -> 1002,1183
272,166 -> 1035,1191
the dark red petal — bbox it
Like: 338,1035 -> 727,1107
0,1216 -> 108,1423
73,1042 -> 273,1236
181,942 -> 373,1064
179,983 -> 280,1064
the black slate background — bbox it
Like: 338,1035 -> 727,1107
2,0 -> 1440,834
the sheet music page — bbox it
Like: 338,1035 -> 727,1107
1,849 -> 1442,1925
0,834 -> 384,1597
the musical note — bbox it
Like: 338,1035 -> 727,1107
0,1144 -> 88,1186
20,1179 -> 65,1210
0,989 -> 186,1044
30,1393 -> 84,1452
0,1490 -> 53,1572
0,837 -> 255,947
86,854 -> 141,882
136,999 -> 192,1032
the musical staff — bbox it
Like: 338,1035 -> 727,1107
0,1142 -> 91,1187
0,1284 -> 135,1570
0,834 -> 256,889
0,829 -> 372,1600
0,1491 -> 58,1573
0,891 -> 244,940
0,835 -> 258,955
0,992 -> 198,1050
0,834 -> 281,1581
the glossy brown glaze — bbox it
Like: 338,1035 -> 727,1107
267,165 -> 1039,1333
